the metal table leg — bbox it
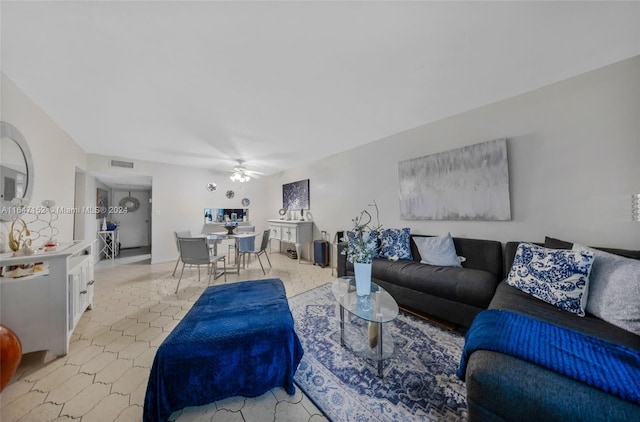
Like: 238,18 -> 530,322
339,304 -> 345,347
377,322 -> 384,377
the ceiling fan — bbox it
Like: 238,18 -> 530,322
229,160 -> 263,183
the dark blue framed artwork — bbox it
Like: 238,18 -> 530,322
283,179 -> 310,210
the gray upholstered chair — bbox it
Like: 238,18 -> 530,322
172,230 -> 192,277
175,237 -> 226,293
240,229 -> 272,275
227,225 -> 255,262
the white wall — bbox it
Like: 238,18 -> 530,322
86,154 -> 270,263
1,73 -> 88,252
3,56 -> 638,258
264,56 -> 640,250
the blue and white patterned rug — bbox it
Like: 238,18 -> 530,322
290,283 -> 468,422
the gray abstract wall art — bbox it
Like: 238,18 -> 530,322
399,138 -> 511,220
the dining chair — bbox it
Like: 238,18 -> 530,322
175,237 -> 226,293
228,225 -> 255,260
237,235 -> 257,268
172,230 -> 192,277
240,229 -> 272,275
206,233 -> 224,256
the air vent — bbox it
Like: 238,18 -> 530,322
109,159 -> 134,169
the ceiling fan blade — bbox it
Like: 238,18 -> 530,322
227,160 -> 263,180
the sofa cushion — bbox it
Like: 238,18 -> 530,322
543,237 -> 640,261
466,298 -> 640,420
411,235 -> 503,280
413,232 -> 461,267
379,228 -> 412,260
544,236 -> 573,249
489,282 -> 640,352
573,244 -> 640,336
466,350 -> 640,421
506,242 -> 594,316
370,259 -> 498,309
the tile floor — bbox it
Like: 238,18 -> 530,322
1,249 -> 334,422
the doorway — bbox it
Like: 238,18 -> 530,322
86,171 -> 153,265
111,188 -> 151,260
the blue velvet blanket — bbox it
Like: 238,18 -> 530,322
457,309 -> 640,406
143,279 -> 304,422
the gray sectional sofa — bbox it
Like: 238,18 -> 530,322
463,241 -> 640,421
337,234 -> 503,328
338,233 -> 640,419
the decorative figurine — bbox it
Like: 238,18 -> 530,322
8,218 -> 35,256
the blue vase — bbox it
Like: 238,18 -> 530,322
354,262 -> 372,296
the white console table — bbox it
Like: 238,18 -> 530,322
268,220 -> 313,263
0,240 -> 96,357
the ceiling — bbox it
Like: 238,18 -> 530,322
1,1 -> 639,184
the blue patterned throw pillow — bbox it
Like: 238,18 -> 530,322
379,228 -> 412,261
346,230 -> 379,262
507,242 -> 595,316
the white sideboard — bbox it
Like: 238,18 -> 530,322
0,240 -> 96,357
268,220 -> 313,263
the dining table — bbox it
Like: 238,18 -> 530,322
206,231 -> 258,274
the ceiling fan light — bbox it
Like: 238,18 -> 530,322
230,172 -> 251,183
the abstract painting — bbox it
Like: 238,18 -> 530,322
96,188 -> 109,219
399,138 -> 511,220
283,179 -> 310,210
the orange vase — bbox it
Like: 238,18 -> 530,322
0,325 -> 22,391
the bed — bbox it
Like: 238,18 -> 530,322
143,278 -> 304,422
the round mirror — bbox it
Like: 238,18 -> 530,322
1,122 -> 34,221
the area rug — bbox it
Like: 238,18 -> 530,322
290,283 -> 468,422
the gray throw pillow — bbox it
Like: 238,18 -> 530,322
414,233 -> 462,267
573,244 -> 640,335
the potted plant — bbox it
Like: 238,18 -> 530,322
342,201 -> 382,296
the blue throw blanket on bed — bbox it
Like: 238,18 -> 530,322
143,279 -> 304,422
457,309 -> 640,406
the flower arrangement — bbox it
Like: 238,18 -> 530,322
342,201 -> 382,264
223,220 -> 239,234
